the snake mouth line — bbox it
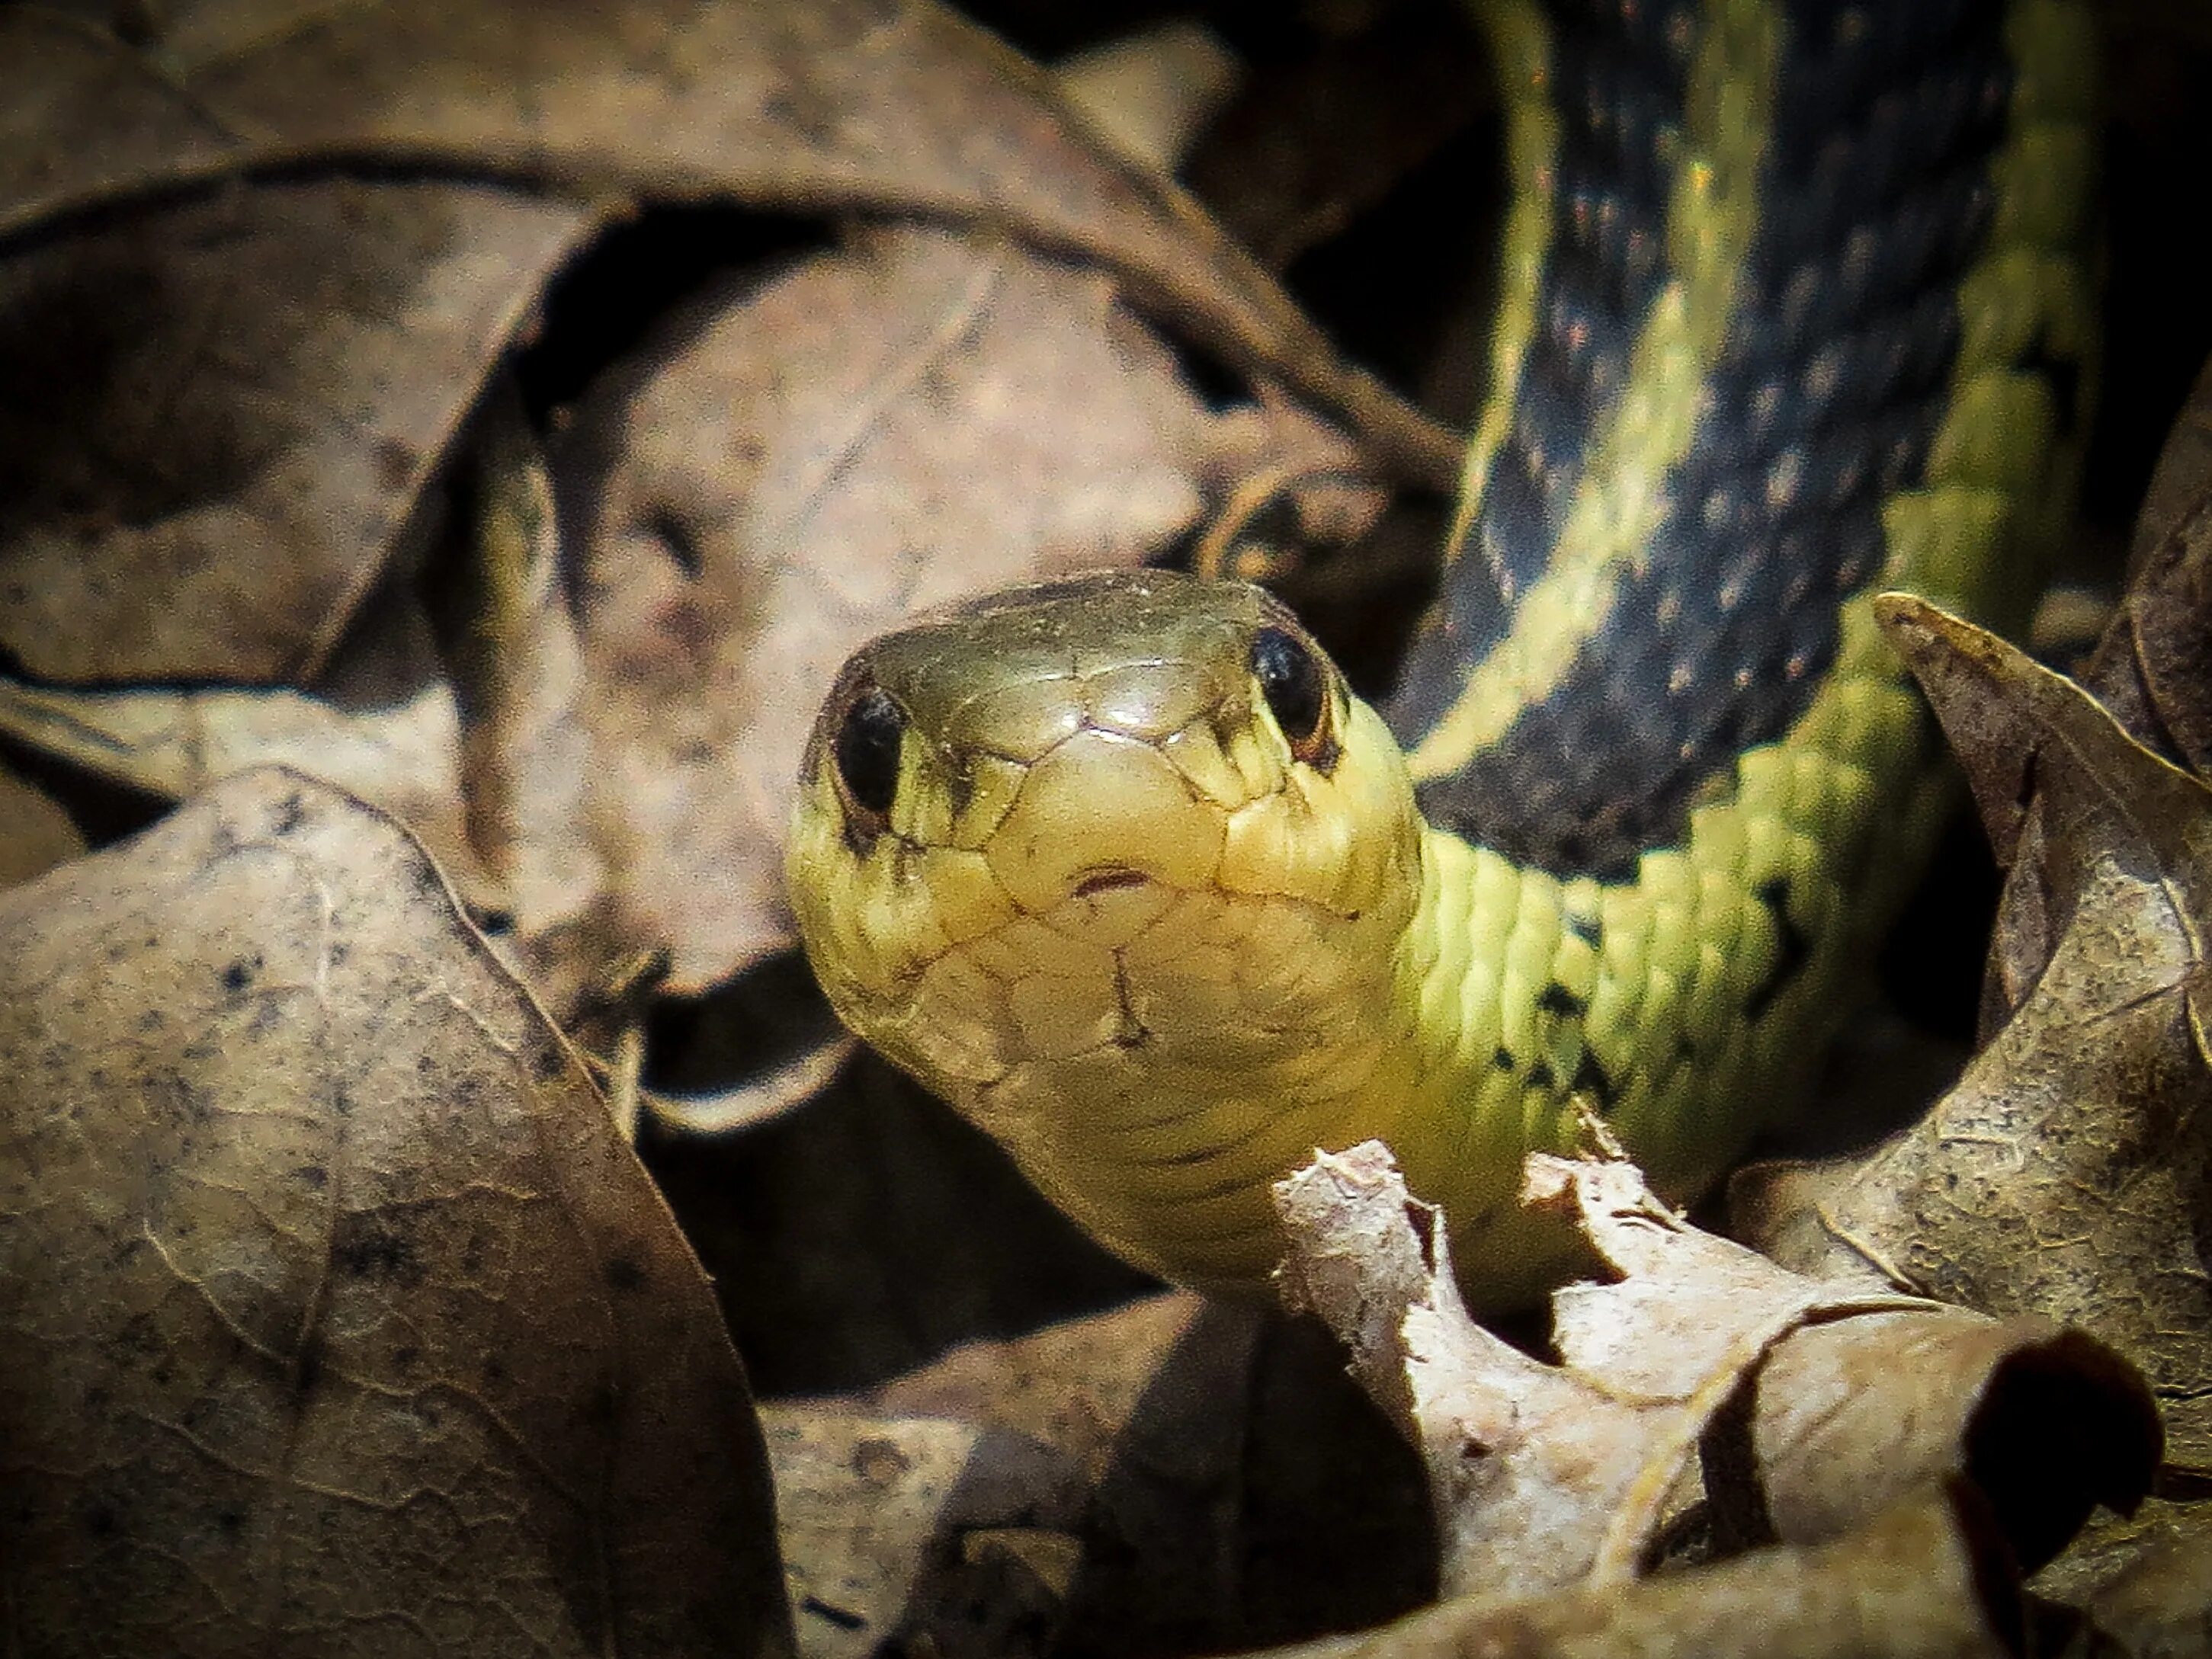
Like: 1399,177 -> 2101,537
1069,866 -> 1154,899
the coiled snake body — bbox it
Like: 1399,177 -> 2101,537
787,0 -> 2098,1303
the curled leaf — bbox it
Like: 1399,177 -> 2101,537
1277,1143 -> 2156,1597
1331,1488 -> 2024,1659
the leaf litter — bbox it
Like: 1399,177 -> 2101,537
766,1288 -> 1434,1657
1,0 -> 1459,482
3,2 -> 2209,1654
1734,597 -> 2212,1470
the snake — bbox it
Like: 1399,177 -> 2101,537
784,0 -> 2099,1305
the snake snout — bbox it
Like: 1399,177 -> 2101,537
981,727 -> 1228,914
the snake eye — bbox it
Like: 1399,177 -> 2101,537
833,685 -> 907,819
1251,624 -> 1338,772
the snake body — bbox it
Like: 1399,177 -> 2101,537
787,0 -> 2098,1302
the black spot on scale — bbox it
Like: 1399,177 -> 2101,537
1492,1046 -> 1516,1071
1566,911 -> 1602,948
1537,982 -> 1587,1020
1527,1061 -> 1556,1091
1570,1049 -> 1617,1110
1746,876 -> 1813,1019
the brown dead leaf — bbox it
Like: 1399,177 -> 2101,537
0,0 -> 1458,486
0,9 -> 241,224
1327,1487 -> 2022,1659
0,176 -> 593,683
0,757 -> 84,889
2084,353 -> 2212,780
0,590 -> 494,906
1278,1144 -> 2156,1600
0,768 -> 790,1657
557,221 -> 1376,991
1735,597 -> 2212,1468
2,0 -> 1412,1017
1738,1312 -> 2159,1574
1053,22 -> 1243,176
445,385 -> 604,1013
765,1312 -> 1162,1657
749,1290 -> 1435,1656
2063,1502 -> 2212,1657
764,1405 -> 1092,1658
861,1289 -> 1217,1482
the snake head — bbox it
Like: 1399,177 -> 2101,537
786,568 -> 1428,1286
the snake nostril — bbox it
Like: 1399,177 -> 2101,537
1071,867 -> 1151,899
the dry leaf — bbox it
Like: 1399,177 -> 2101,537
0,768 -> 790,1657
0,595 -> 492,905
1736,1312 -> 2159,1573
761,1290 -> 1432,1657
445,385 -> 604,1011
1053,22 -> 1243,175
1276,1144 -> 2156,1599
1,0 -> 1412,1020
861,1290 -> 1219,1482
2065,1504 -> 2212,1658
0,0 -> 1457,485
0,176 -> 593,683
764,1405 -> 1090,1658
0,758 -> 84,889
0,8 -> 241,233
2085,351 -> 2212,778
1735,597 -> 2212,1469
1325,1488 -> 2022,1659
